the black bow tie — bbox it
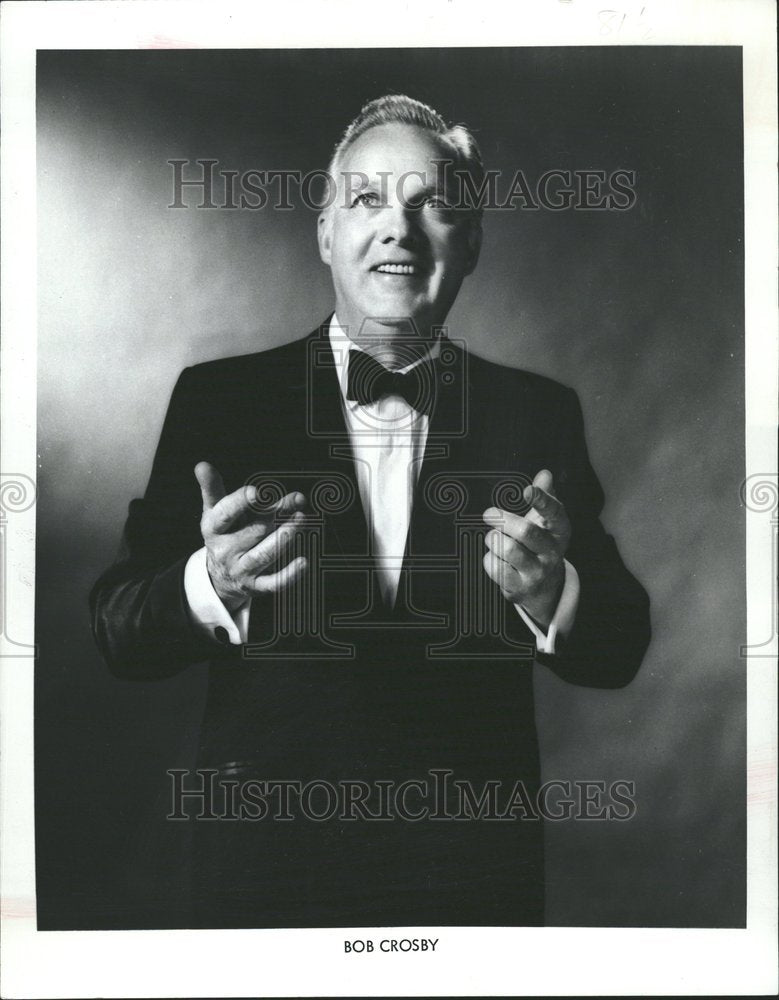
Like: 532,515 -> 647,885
345,349 -> 436,416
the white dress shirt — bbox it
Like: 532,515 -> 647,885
328,318 -> 436,607
184,316 -> 579,652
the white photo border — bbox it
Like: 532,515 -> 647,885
1,1 -> 776,996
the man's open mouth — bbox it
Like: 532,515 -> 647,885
372,263 -> 423,275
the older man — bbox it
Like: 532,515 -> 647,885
91,94 -> 650,927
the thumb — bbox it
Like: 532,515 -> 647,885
195,461 -> 226,510
523,468 -> 555,506
533,468 -> 555,496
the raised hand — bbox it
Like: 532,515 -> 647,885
482,469 -> 572,626
195,462 -> 309,613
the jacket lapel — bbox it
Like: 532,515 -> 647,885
295,321 -> 369,559
396,339 -> 538,651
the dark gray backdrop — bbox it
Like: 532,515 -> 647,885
35,46 -> 745,928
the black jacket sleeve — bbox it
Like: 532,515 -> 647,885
534,386 -> 651,688
89,367 -> 240,680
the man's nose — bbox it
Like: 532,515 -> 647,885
378,200 -> 419,243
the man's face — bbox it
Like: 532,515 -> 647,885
318,123 -> 481,341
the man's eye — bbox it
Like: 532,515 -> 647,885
424,196 -> 453,211
352,191 -> 381,207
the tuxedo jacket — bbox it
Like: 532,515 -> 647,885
91,320 -> 650,928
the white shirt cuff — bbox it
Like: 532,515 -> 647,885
183,546 -> 250,645
514,559 -> 580,655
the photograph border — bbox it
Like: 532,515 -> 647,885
1,1 -> 776,996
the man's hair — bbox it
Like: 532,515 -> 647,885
326,94 -> 485,216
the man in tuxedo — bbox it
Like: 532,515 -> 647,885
91,94 -> 650,928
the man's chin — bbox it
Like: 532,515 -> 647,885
355,309 -> 433,339
357,323 -> 425,344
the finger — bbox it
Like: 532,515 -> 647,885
228,517 -> 276,553
195,461 -> 226,511
229,493 -> 307,548
484,529 -> 546,572
482,549 -> 523,599
258,491 -> 307,522
483,512 -> 556,559
240,512 -> 307,574
253,555 -> 309,594
522,483 -> 565,529
208,482 -> 259,534
533,468 -> 556,497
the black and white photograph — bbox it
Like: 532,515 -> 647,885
1,1 -> 776,997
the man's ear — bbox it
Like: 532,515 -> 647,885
317,210 -> 332,265
464,219 -> 482,275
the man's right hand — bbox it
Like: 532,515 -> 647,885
195,461 -> 309,613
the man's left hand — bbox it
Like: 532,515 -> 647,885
482,469 -> 572,627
